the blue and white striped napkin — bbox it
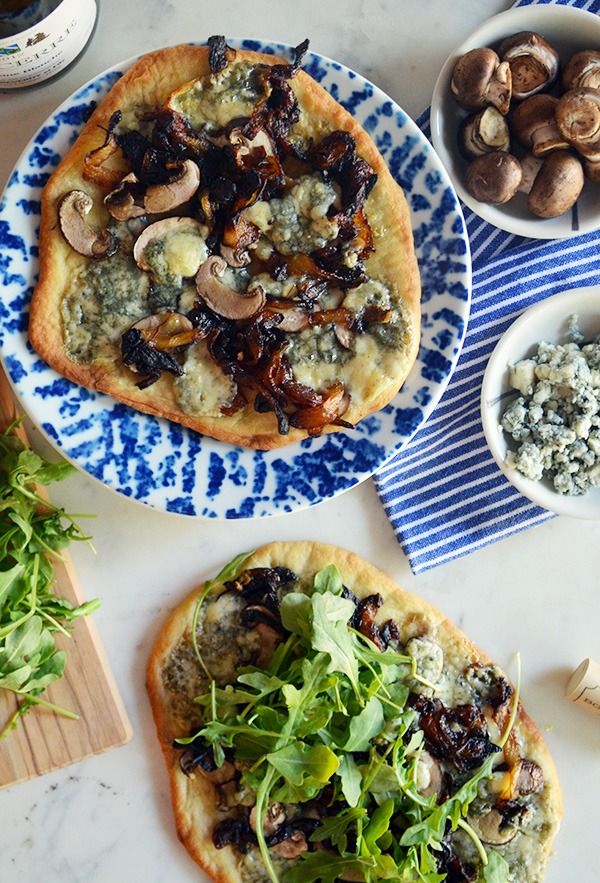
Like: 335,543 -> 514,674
374,0 -> 600,574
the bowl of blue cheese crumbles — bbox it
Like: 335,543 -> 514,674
481,287 -> 600,518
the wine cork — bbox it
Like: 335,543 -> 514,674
566,658 -> 600,715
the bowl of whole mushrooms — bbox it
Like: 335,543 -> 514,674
431,5 -> 600,239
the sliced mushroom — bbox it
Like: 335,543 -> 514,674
527,152 -> 584,218
249,803 -> 285,836
460,107 -> 510,160
130,311 -> 198,350
562,49 -> 600,92
272,832 -> 308,859
104,173 -> 146,221
197,759 -> 236,785
516,758 -> 544,795
220,214 -> 260,268
499,31 -> 559,100
511,94 -> 570,157
104,160 -> 200,220
58,190 -> 118,258
467,809 -> 518,846
195,256 -> 266,320
416,751 -> 444,798
465,152 -> 522,204
133,217 -> 207,276
555,89 -> 600,159
144,159 -> 201,213
255,622 -> 284,668
450,48 -> 512,114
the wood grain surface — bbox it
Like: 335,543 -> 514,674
0,366 -> 132,788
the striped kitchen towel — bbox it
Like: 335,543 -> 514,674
373,0 -> 600,574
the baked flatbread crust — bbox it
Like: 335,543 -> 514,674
146,541 -> 562,882
29,44 -> 420,450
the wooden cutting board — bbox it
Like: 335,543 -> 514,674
0,366 -> 132,788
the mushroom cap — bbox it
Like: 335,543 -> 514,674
450,48 -> 504,110
459,107 -> 510,160
467,808 -> 518,846
132,217 -> 207,275
511,94 -> 569,157
195,256 -> 266,320
144,159 -> 201,214
555,88 -> 600,154
527,151 -> 584,218
499,30 -> 559,100
58,190 -> 118,259
104,173 -> 146,221
562,49 -> 600,92
465,151 -> 522,204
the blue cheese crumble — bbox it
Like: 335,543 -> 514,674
501,319 -> 600,495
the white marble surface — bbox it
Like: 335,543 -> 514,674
1,1 -> 599,881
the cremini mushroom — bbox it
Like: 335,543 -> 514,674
555,88 -> 600,160
516,758 -> 545,795
195,256 -> 266,320
511,94 -> 570,157
467,809 -> 518,846
272,831 -> 308,860
104,160 -> 200,220
130,311 -> 198,350
460,106 -> 510,159
144,159 -> 201,213
196,759 -> 236,785
249,803 -> 285,836
132,217 -> 207,276
526,151 -> 584,218
465,151 -> 522,204
562,49 -> 600,92
499,31 -> 559,100
58,190 -> 118,258
450,48 -> 512,114
104,173 -> 146,221
584,157 -> 600,182
416,751 -> 444,798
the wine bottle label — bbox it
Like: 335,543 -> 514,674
0,0 -> 96,89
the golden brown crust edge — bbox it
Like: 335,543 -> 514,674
30,45 -> 421,451
146,541 -> 562,883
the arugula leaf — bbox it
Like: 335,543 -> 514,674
336,753 -> 363,807
313,564 -> 343,595
0,426 -> 97,738
283,853 -> 376,883
279,592 -> 312,638
342,696 -> 384,751
363,797 -> 394,854
311,591 -> 360,696
484,850 -> 510,883
310,806 -> 367,851
267,742 -> 339,787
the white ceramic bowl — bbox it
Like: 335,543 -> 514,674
481,287 -> 600,519
431,5 -> 600,239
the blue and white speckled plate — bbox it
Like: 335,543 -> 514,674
0,40 -> 471,518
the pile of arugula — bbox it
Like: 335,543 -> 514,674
0,425 -> 98,739
186,561 -> 517,883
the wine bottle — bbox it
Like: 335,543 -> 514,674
0,0 -> 97,89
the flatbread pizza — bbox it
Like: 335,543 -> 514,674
29,38 -> 420,450
147,542 -> 561,883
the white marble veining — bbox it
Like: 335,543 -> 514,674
0,1 -> 598,881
